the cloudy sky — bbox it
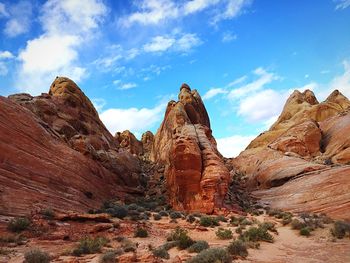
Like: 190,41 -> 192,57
0,0 -> 350,157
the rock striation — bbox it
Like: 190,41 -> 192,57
232,89 -> 350,219
151,84 -> 230,213
1,77 -> 141,216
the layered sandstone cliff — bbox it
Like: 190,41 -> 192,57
1,78 -> 141,216
233,89 -> 350,219
151,84 -> 230,213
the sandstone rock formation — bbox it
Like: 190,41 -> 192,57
151,84 -> 230,213
233,89 -> 350,219
115,130 -> 143,156
1,78 -> 142,216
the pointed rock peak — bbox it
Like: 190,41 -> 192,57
49,76 -> 98,116
325,89 -> 348,102
180,83 -> 191,92
303,89 -> 319,105
287,89 -> 318,105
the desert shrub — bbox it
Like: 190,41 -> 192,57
99,251 -> 117,263
331,221 -> 350,239
137,207 -> 145,212
153,247 -> 170,259
139,213 -> 149,220
106,206 -> 128,219
215,228 -> 233,240
24,249 -> 50,263
230,216 -> 239,226
159,211 -> 168,217
240,218 -> 252,226
216,215 -> 227,222
200,216 -> 219,227
186,215 -> 196,223
227,239 -> 248,258
72,236 -> 109,256
41,208 -> 55,220
187,240 -> 209,253
169,211 -> 182,219
7,217 -> 31,233
134,227 -> 148,238
259,222 -> 277,234
299,227 -> 311,237
127,203 -> 139,210
0,248 -> 11,255
167,227 -> 194,249
291,219 -> 306,230
121,239 -> 137,252
153,214 -> 162,221
282,216 -> 293,225
186,248 -> 231,263
240,226 -> 274,243
235,226 -> 244,234
161,241 -> 178,250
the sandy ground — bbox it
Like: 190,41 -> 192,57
1,213 -> 349,263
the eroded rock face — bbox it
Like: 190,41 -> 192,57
0,96 -> 140,216
232,89 -> 350,219
151,84 -> 230,213
8,77 -> 141,188
115,130 -> 143,156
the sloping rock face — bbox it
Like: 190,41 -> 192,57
151,84 -> 230,213
1,78 -> 141,216
9,77 -> 141,187
232,89 -> 350,219
0,97 -> 138,216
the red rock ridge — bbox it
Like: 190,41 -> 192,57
151,84 -> 230,213
0,96 -> 140,216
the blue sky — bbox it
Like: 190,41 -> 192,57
0,0 -> 350,157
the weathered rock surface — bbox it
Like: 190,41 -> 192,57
232,89 -> 350,219
151,84 -> 230,213
115,130 -> 143,155
0,78 -> 142,216
9,77 -> 141,188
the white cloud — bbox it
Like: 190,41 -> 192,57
184,0 -> 220,15
3,1 -> 32,37
120,0 -> 252,27
121,0 -> 179,27
335,0 -> 350,9
217,134 -> 256,157
0,51 -> 14,59
143,36 -> 175,52
330,60 -> 350,98
0,2 -> 8,17
0,62 -> 8,76
174,33 -> 202,52
40,0 -> 107,36
143,33 -> 202,53
0,50 -> 15,76
227,75 -> 247,87
203,88 -> 228,100
222,31 -> 237,43
237,89 -> 287,122
228,67 -> 279,100
118,82 -> 137,90
16,0 -> 107,95
99,103 -> 166,137
212,0 -> 252,24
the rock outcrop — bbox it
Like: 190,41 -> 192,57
115,130 -> 143,156
232,89 -> 350,219
1,78 -> 141,216
151,84 -> 230,213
